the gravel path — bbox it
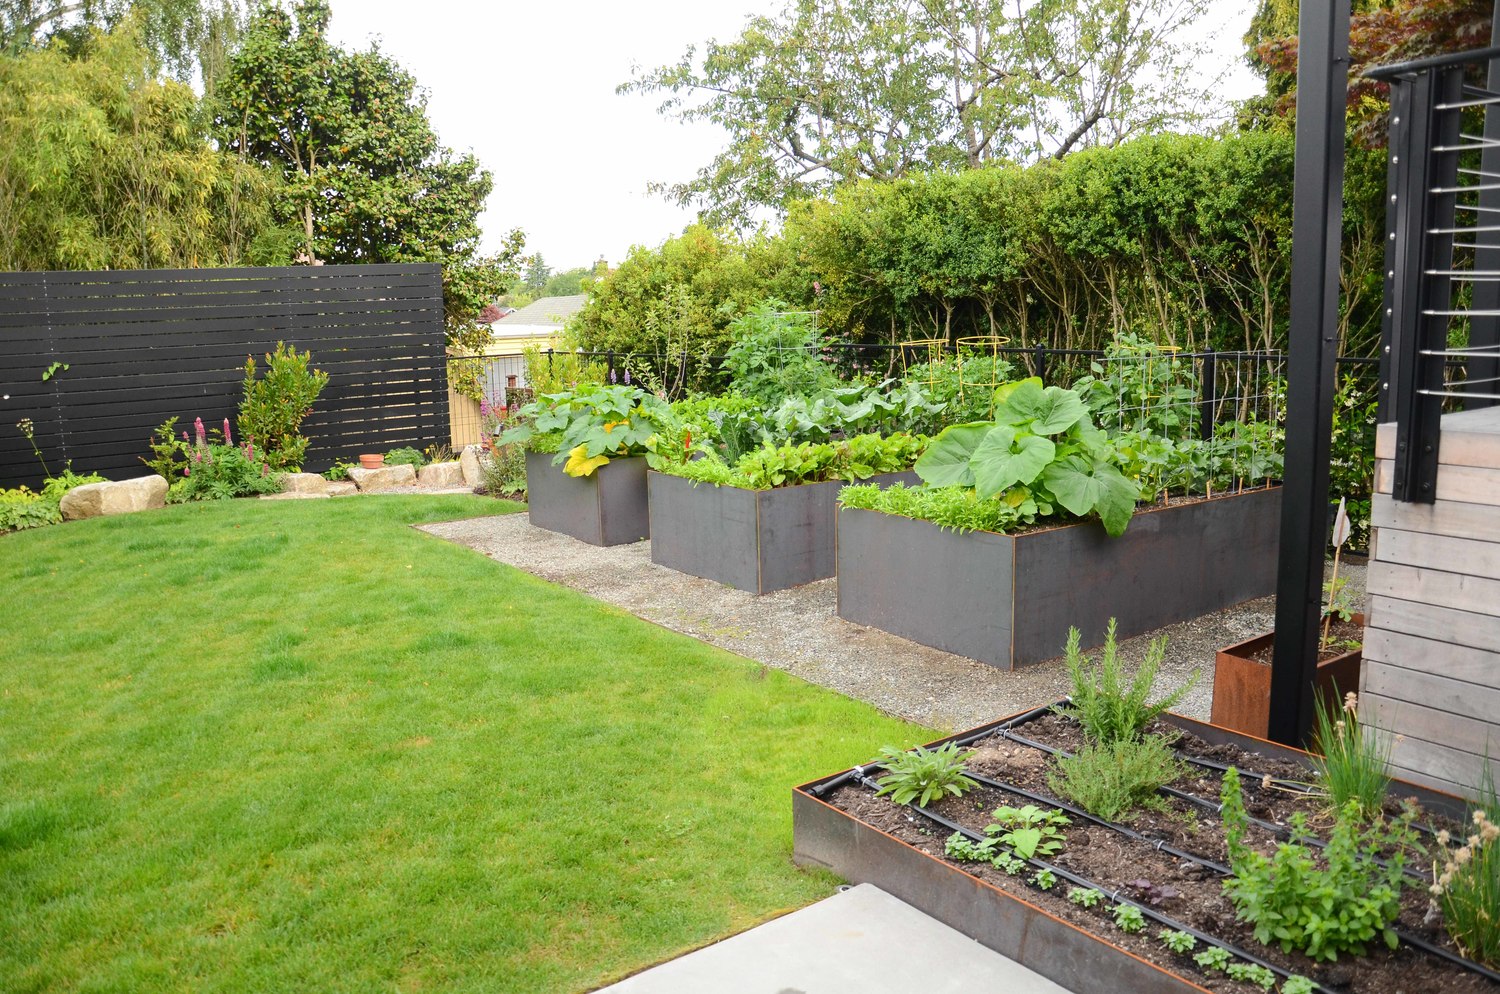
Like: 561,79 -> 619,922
419,513 -> 1367,733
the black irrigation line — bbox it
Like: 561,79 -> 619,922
986,724 -> 1430,884
841,767 -> 1340,994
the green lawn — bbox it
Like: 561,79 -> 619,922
0,496 -> 927,994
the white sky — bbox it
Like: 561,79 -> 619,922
328,2 -> 1264,273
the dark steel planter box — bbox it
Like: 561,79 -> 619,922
792,710 -> 1466,994
836,486 -> 1282,668
524,451 -> 649,546
647,470 -> 918,594
1210,614 -> 1364,738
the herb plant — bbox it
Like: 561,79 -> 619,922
1049,735 -> 1185,823
873,742 -> 978,807
1193,946 -> 1231,972
1032,869 -> 1057,890
1220,767 -> 1416,961
383,446 -> 426,468
1225,962 -> 1277,990
983,804 -> 1070,860
1309,692 -> 1392,821
1067,887 -> 1103,908
1054,619 -> 1195,745
837,482 -> 1027,535
1429,806 -> 1500,968
1158,929 -> 1197,954
1282,976 -> 1317,994
1111,904 -> 1146,933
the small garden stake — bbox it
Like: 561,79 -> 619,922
1321,497 -> 1350,655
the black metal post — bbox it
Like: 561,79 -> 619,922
1199,349 -> 1217,441
1468,16 -> 1500,410
1033,342 -> 1047,382
1267,0 -> 1351,747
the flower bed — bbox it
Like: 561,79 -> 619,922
794,707 -> 1496,994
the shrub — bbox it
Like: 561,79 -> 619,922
1048,735 -> 1185,823
479,441 -> 527,499
238,342 -> 329,471
383,446 -> 426,469
1055,619 -> 1195,745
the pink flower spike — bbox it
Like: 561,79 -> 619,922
183,467 -> 190,477
194,417 -> 206,445
223,419 -> 233,446
181,430 -> 189,442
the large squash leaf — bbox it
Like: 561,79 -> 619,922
994,379 -> 1088,435
914,423 -> 992,487
970,426 -> 1056,498
1041,455 -> 1139,537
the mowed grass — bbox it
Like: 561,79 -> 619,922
0,495 -> 928,994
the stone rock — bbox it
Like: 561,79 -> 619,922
418,461 -> 465,487
347,463 -> 417,492
459,445 -> 485,487
59,475 -> 168,520
326,481 -> 358,497
281,472 -> 329,495
258,492 -> 329,500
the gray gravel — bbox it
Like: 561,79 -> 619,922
419,513 -> 1366,734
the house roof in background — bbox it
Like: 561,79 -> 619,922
497,294 -> 587,328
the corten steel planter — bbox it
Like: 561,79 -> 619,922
836,486 -> 1282,669
1209,614 -> 1364,738
792,709 -> 1468,994
647,470 -> 919,594
524,451 -> 649,546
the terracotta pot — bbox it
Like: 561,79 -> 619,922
1209,613 -> 1364,738
358,453 -> 384,469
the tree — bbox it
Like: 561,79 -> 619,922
2,0 -> 245,85
0,17 -> 294,270
541,266 -> 593,297
621,0 -> 1220,225
213,0 -> 524,340
524,253 -> 553,294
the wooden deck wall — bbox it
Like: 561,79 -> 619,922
1364,408 -> 1500,800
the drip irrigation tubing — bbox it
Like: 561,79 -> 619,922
842,768 -> 1338,994
986,725 -> 1428,884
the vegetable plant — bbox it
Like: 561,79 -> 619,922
1111,904 -> 1146,933
873,742 -> 978,807
1158,929 -> 1197,954
838,481 -> 1027,535
664,434 -> 926,491
721,300 -> 838,406
982,804 -> 1069,860
499,384 -> 666,477
1193,946 -> 1231,972
1225,962 -> 1277,990
1067,887 -> 1103,909
914,377 -> 1139,537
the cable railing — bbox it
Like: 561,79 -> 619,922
1369,46 -> 1500,502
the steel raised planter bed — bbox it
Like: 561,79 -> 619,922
792,709 -> 1470,994
836,486 -> 1281,668
1209,614 -> 1365,738
647,470 -> 918,594
524,451 -> 649,546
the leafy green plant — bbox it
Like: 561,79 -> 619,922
1050,735 -> 1185,822
1112,904 -> 1146,933
383,446 -> 426,469
479,441 -> 527,499
1282,976 -> 1317,994
1328,372 -> 1378,550
901,350 -> 1016,431
1220,767 -> 1417,961
914,377 -> 1139,537
238,342 -> 329,471
1225,962 -> 1277,990
721,299 -> 839,406
983,804 -> 1070,860
1,468 -> 107,533
1309,692 -> 1391,821
838,482 -> 1028,535
1429,805 -> 1500,968
167,417 -> 282,503
1158,929 -> 1197,954
665,433 -> 926,491
323,460 -> 355,481
1072,332 -> 1199,437
873,742 -> 978,807
1193,946 -> 1231,973
499,384 -> 667,477
1054,619 -> 1195,745
1067,886 -> 1103,908
142,417 -> 190,480
1032,868 -> 1057,890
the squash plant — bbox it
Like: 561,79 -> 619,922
914,378 -> 1139,537
499,384 -> 666,477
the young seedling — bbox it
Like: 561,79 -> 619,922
1193,946 -> 1232,973
1067,887 -> 1103,909
1111,904 -> 1146,933
1158,929 -> 1197,954
1032,868 -> 1057,891
1226,962 -> 1277,990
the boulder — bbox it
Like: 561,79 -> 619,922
459,445 -> 485,487
59,475 -> 168,520
326,481 -> 358,497
347,463 -> 417,492
281,472 -> 329,495
418,461 -> 465,487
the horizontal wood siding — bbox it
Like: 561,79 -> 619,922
1363,413 -> 1500,801
0,265 -> 448,487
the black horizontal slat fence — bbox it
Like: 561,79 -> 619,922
0,264 -> 450,489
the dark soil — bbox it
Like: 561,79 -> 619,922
1241,617 -> 1365,664
825,711 -> 1497,994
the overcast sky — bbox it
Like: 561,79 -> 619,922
328,2 -> 1264,274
